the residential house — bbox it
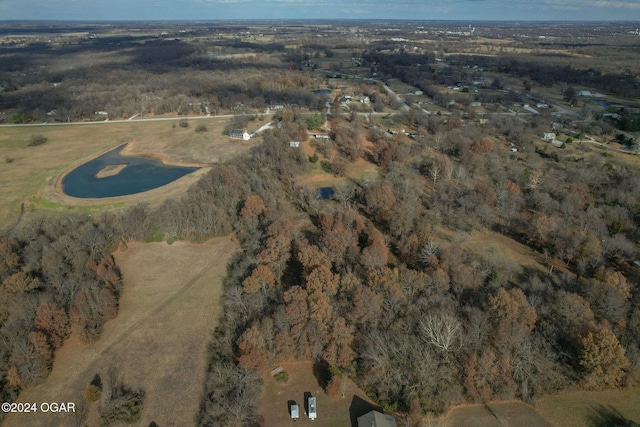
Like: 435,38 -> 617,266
357,410 -> 396,427
230,129 -> 251,140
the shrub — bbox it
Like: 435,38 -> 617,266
309,152 -> 319,163
99,387 -> 145,425
307,113 -> 324,130
86,373 -> 103,403
5,156 -> 15,163
147,229 -> 163,243
195,124 -> 208,133
179,119 -> 189,128
85,384 -> 102,403
28,134 -> 48,146
274,371 -> 289,383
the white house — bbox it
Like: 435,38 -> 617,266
230,129 -> 251,140
543,132 -> 556,142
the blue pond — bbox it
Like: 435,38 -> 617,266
62,145 -> 198,198
318,187 -> 334,199
314,89 -> 331,97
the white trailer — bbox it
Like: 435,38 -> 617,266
308,396 -> 317,421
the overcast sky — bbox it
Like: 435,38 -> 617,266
0,0 -> 639,21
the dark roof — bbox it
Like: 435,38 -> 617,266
357,410 -> 396,427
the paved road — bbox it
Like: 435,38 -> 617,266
0,113 -> 268,128
382,84 -> 411,112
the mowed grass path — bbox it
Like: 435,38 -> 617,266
4,236 -> 238,427
0,117 -> 261,231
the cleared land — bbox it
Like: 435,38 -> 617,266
3,236 -> 238,427
0,116 -> 265,231
444,401 -> 554,427
536,388 -> 640,427
257,361 -> 384,427
297,139 -> 379,189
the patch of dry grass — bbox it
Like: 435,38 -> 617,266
444,401 -> 554,427
535,388 -> 640,427
257,361 -> 380,427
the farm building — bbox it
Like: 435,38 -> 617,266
357,410 -> 397,427
230,129 -> 251,140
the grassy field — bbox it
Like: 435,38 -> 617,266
0,116 -> 266,231
3,236 -> 238,427
444,401 -> 554,427
297,139 -> 379,189
257,361 -> 383,427
535,388 -> 640,427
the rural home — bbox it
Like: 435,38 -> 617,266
230,129 -> 251,140
357,410 -> 397,427
543,132 -> 556,142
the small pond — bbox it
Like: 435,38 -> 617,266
62,145 -> 198,198
318,187 -> 334,200
314,89 -> 331,97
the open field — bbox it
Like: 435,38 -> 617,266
3,236 -> 238,427
257,361 -> 384,427
444,401 -> 554,427
0,116 -> 265,231
297,139 -> 379,189
536,388 -> 640,427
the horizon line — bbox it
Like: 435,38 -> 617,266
1,18 -> 640,24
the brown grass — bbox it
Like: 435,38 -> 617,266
535,388 -> 640,427
257,361 -> 382,427
297,139 -> 379,189
3,236 -> 238,427
0,117 -> 265,231
443,401 -> 554,427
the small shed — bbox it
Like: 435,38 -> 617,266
308,396 -> 316,420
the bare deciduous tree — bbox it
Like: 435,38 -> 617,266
418,311 -> 461,360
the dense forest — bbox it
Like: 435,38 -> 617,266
195,113 -> 640,424
0,216 -> 121,413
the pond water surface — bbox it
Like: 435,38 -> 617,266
62,145 -> 198,198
